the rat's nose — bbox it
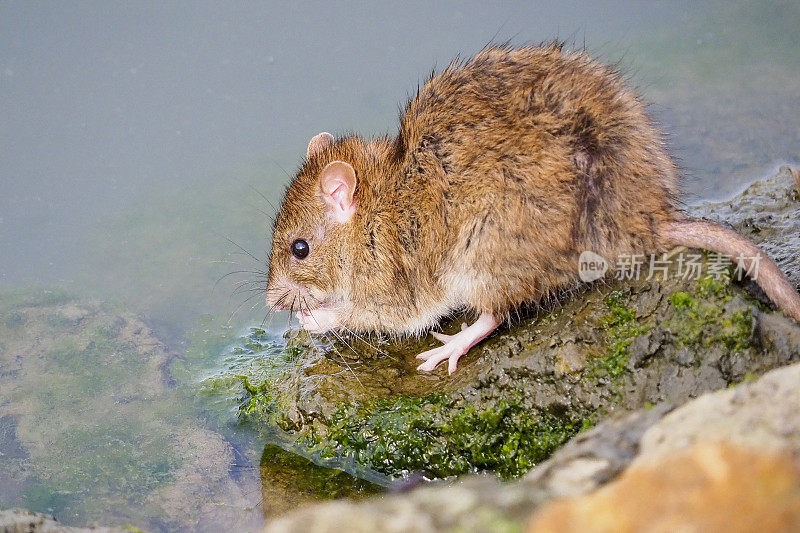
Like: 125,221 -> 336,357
270,299 -> 288,311
266,291 -> 288,311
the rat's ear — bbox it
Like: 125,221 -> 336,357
307,132 -> 335,159
320,161 -> 357,223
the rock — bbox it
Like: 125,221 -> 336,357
267,362 -> 800,533
528,362 -> 800,531
636,360 -> 800,462
526,441 -> 800,533
521,404 -> 672,499
690,164 -> 800,289
243,267 -> 799,481
0,508 -> 124,532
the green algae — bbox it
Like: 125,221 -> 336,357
0,291 -> 176,521
589,290 -> 649,381
299,394 -> 585,481
218,258 -> 774,491
195,244 -> 783,502
220,320 -> 590,481
183,324 -> 399,517
696,274 -> 730,298
197,326 -> 302,427
667,275 -> 752,353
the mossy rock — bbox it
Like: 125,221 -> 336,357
303,394 -> 589,480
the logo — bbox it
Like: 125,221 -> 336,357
578,251 -> 608,282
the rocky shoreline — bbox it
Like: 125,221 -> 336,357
3,166 -> 799,532
267,361 -> 800,532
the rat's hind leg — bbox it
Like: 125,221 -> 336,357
416,313 -> 500,374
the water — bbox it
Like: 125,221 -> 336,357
1,1 -> 798,530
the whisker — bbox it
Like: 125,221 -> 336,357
232,287 -> 270,299
247,299 -> 267,317
300,297 -> 364,388
227,290 -> 267,325
244,199 -> 274,221
216,232 -> 266,266
245,182 -> 279,215
254,291 -> 289,330
231,278 -> 267,290
230,279 -> 268,296
209,259 -> 261,267
270,292 -> 290,315
264,154 -> 293,182
211,259 -> 269,274
287,296 -> 297,328
340,307 -> 400,361
229,287 -> 265,306
215,269 -> 268,292
265,286 -> 287,293
325,329 -> 365,389
340,326 -> 396,361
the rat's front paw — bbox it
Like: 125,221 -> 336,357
416,341 -> 470,375
296,308 -> 338,334
416,313 -> 501,375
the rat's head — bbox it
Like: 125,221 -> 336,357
266,132 -> 366,314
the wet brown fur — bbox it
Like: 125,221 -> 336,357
266,43 -> 800,336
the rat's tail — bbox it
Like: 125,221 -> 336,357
661,219 -> 800,322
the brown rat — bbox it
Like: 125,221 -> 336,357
265,43 -> 800,374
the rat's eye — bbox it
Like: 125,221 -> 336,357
290,239 -> 310,259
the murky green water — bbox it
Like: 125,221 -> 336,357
1,1 -> 799,531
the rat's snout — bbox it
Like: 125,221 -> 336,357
266,288 -> 296,312
265,278 -> 290,311
266,288 -> 289,310
265,275 -> 322,314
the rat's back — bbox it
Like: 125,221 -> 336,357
394,43 -> 682,317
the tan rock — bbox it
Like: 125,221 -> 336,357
527,441 -> 800,533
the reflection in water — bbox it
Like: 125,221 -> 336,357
0,1 -> 799,530
259,444 -> 382,518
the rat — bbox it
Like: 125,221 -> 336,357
265,43 -> 800,375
